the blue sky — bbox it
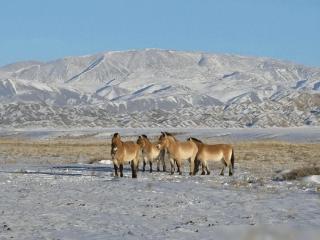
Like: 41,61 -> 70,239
1,0 -> 319,66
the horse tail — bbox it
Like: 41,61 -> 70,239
231,149 -> 235,170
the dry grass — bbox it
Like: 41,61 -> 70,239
200,140 -> 320,179
277,167 -> 320,180
233,141 -> 320,173
0,137 -> 319,179
0,138 -> 111,164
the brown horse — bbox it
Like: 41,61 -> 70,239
111,133 -> 140,178
136,135 -> 166,172
187,137 -> 235,176
157,132 -> 198,175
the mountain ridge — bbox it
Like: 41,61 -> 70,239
0,49 -> 319,128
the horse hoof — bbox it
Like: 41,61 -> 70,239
220,173 -> 224,176
201,172 -> 205,175
207,172 -> 210,175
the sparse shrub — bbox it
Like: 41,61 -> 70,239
274,167 -> 320,181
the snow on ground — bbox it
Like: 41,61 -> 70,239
0,128 -> 319,239
1,126 -> 320,142
99,160 -> 113,165
303,175 -> 320,184
0,163 -> 319,239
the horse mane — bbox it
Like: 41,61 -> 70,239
141,134 -> 148,139
164,132 -> 177,141
189,137 -> 203,143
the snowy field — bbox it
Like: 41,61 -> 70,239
1,126 -> 320,142
1,164 -> 320,240
0,127 -> 320,239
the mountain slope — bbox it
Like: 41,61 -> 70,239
0,49 -> 319,128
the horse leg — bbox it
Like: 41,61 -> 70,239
206,164 -> 211,175
189,156 -> 196,176
161,150 -> 166,172
134,152 -> 140,178
220,159 -> 227,176
169,158 -> 175,175
201,162 -> 206,175
177,159 -> 182,175
119,164 -> 124,177
162,155 -> 166,172
193,158 -> 200,175
228,163 -> 233,176
142,158 -> 146,172
113,163 -> 119,177
220,167 -> 224,176
157,156 -> 160,172
226,152 -> 233,176
136,159 -> 140,172
131,159 -> 138,178
149,160 -> 153,173
197,159 -> 205,175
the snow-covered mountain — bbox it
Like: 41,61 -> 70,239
0,49 -> 319,128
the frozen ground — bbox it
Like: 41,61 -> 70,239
0,128 -> 319,239
1,126 -> 320,142
0,163 -> 319,239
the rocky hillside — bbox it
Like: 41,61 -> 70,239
0,49 -> 319,128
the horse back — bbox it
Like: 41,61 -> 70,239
123,141 -> 140,155
177,141 -> 198,158
113,141 -> 140,163
201,144 -> 233,160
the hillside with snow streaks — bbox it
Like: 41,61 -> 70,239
0,49 -> 319,128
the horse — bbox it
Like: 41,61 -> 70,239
111,133 -> 140,178
137,135 -> 166,172
136,135 -> 166,173
157,132 -> 198,175
187,137 -> 235,176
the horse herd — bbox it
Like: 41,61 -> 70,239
111,132 -> 235,178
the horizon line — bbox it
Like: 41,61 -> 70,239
1,48 -> 318,69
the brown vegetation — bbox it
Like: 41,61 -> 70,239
233,141 -> 320,178
0,138 -> 110,164
276,167 -> 320,180
0,137 -> 319,180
